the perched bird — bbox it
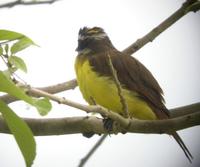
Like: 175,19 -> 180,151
75,26 -> 193,162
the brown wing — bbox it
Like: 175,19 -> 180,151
89,50 -> 169,119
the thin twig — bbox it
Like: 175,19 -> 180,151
107,54 -> 129,118
78,134 -> 108,167
0,0 -> 61,9
29,86 -> 131,128
0,79 -> 77,104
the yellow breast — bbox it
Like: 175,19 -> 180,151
75,56 -> 156,120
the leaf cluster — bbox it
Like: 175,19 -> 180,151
0,29 -> 52,167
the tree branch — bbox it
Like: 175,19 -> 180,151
0,79 -> 77,104
0,106 -> 199,135
170,103 -> 200,118
0,0 -> 61,9
122,0 -> 200,56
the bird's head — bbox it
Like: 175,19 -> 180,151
76,27 -> 113,53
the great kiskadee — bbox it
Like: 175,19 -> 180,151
75,27 -> 192,162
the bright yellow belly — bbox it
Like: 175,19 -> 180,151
75,58 -> 156,120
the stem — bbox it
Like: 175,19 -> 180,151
107,54 -> 129,118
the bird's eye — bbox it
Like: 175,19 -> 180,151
78,34 -> 86,40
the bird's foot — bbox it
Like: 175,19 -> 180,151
103,117 -> 114,132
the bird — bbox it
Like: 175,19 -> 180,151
74,26 -> 193,162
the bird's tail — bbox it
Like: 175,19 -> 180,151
172,132 -> 193,163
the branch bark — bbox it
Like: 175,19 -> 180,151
0,0 -> 61,8
0,105 -> 199,135
170,103 -> 200,118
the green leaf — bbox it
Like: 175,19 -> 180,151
0,71 -> 52,115
11,37 -> 35,54
0,29 -> 24,41
9,56 -> 27,73
35,98 -> 52,116
0,71 -> 33,105
0,100 -> 36,167
0,30 -> 38,52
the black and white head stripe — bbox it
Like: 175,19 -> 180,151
78,27 -> 107,40
76,26 -> 113,52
